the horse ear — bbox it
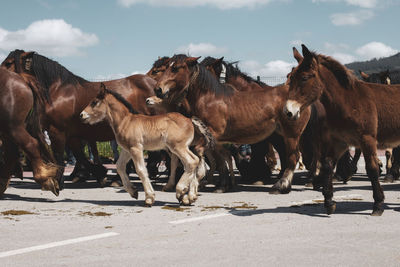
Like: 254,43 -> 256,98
98,83 -> 107,99
301,44 -> 313,59
359,71 -> 369,80
293,47 -> 303,63
186,56 -> 201,66
214,57 -> 224,66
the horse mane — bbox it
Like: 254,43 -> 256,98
31,53 -> 88,90
194,64 -> 235,97
104,88 -> 139,114
201,56 -> 267,86
313,52 -> 356,89
152,56 -> 170,68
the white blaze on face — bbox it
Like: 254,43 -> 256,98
386,77 -> 391,85
284,100 -> 301,119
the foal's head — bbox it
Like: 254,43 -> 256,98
284,44 -> 324,120
80,84 -> 108,125
155,55 -> 200,100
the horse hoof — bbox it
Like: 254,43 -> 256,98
162,184 -> 175,192
325,201 -> 336,215
97,177 -> 108,188
42,179 -> 60,196
304,182 -> 313,188
71,176 -> 85,184
144,198 -> 154,207
110,180 -> 122,187
383,174 -> 394,183
252,180 -> 264,186
371,209 -> 384,216
213,188 -> 226,193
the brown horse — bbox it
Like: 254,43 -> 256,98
155,55 -> 310,194
1,50 -> 156,188
0,68 -> 59,196
81,84 -> 213,205
284,44 -> 400,216
197,55 -> 312,191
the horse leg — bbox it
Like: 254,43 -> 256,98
9,126 -> 60,195
162,152 -> 178,192
389,146 -> 400,180
383,148 -> 394,182
247,139 -> 270,183
270,136 -> 299,194
69,138 -> 107,186
129,147 -> 155,207
213,145 -> 231,193
116,149 -> 138,199
267,132 -> 287,179
87,140 -> 108,183
204,149 -> 216,185
48,126 -> 66,190
335,150 -> 354,183
0,138 -> 18,197
319,141 -> 348,215
352,148 -> 361,174
360,136 -> 384,216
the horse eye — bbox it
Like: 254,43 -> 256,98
91,100 -> 98,107
152,70 -> 159,75
302,76 -> 309,81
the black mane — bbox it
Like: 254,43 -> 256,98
104,88 -> 139,114
201,56 -> 267,86
152,56 -> 170,68
195,64 -> 235,97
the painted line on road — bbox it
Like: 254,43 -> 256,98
0,232 -> 119,258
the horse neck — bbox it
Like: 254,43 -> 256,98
104,95 -> 131,130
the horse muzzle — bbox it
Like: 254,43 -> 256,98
283,100 -> 301,120
80,111 -> 90,121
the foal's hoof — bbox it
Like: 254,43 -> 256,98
144,198 -> 154,207
180,194 -> 191,206
325,201 -> 336,215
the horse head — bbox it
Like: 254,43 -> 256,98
1,49 -> 35,74
155,55 -> 200,101
284,44 -> 323,121
147,56 -> 170,81
201,56 -> 225,81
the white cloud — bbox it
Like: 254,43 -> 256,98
331,52 -> 356,64
176,43 -> 227,56
330,10 -> 374,26
239,59 -> 296,85
0,19 -> 98,57
118,0 -> 277,9
312,0 -> 377,8
356,42 -> 398,60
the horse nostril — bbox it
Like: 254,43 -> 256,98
79,113 -> 84,118
286,111 -> 293,118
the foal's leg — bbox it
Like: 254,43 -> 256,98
116,149 -> 138,199
170,146 -> 199,205
130,147 -> 155,207
360,136 -> 384,216
162,153 -> 178,192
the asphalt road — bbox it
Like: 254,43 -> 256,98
1,157 -> 400,267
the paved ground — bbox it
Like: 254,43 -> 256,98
1,156 -> 400,267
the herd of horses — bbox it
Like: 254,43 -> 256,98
1,44 -> 399,216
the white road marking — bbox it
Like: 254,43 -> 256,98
0,232 -> 119,258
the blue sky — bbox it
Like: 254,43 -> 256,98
0,0 -> 399,84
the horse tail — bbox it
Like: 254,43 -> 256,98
191,116 -> 215,150
25,81 -> 55,164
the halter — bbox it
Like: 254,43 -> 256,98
219,63 -> 226,84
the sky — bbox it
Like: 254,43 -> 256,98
0,0 -> 399,84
